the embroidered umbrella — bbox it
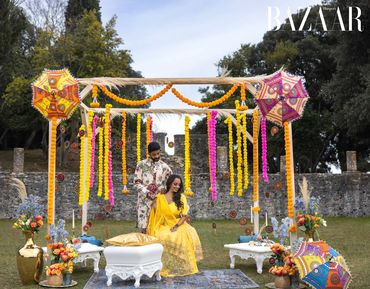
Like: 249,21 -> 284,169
254,70 -> 309,126
32,69 -> 80,119
294,241 -> 350,272
31,69 -> 80,225
302,261 -> 351,289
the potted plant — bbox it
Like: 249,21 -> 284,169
45,263 -> 63,286
13,195 -> 45,284
269,243 -> 297,289
295,177 -> 327,241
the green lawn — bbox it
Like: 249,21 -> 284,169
1,218 -> 369,289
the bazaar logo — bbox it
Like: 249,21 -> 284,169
268,6 -> 363,32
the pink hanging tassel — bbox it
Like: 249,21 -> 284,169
90,115 -> 99,188
261,116 -> 269,183
149,116 -> 153,142
210,111 -> 218,202
108,122 -> 114,206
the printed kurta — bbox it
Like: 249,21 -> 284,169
134,159 -> 172,230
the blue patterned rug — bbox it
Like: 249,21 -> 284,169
83,269 -> 259,289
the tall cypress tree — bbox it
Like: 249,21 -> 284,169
65,0 -> 101,32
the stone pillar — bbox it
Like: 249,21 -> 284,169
346,151 -> 357,172
13,148 -> 24,174
217,146 -> 228,172
280,155 -> 286,173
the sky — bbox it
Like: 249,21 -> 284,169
100,0 -> 322,152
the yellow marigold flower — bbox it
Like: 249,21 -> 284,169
21,215 -> 26,219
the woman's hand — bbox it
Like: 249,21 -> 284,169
170,224 -> 179,232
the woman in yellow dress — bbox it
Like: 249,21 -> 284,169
147,174 -> 203,277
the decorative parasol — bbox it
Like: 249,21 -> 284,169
31,68 -> 80,225
255,70 -> 309,126
302,261 -> 351,289
32,69 -> 80,119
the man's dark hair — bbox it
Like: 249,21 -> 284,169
148,141 -> 161,153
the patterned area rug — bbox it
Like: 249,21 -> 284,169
83,269 -> 259,289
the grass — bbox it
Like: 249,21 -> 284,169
1,218 -> 369,289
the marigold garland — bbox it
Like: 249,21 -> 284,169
79,124 -> 86,206
104,104 -> 112,201
121,112 -> 128,194
252,206 -> 260,212
242,114 -> 249,189
146,116 -> 151,159
47,117 -> 57,224
171,84 -> 239,108
97,118 -> 104,197
235,101 -> 243,197
108,122 -> 114,206
99,84 -> 172,106
252,109 -> 259,203
90,85 -> 100,108
239,83 -> 249,111
136,113 -> 141,163
261,116 -> 269,183
224,117 -> 235,196
85,111 -> 93,202
284,122 -> 294,218
184,115 -> 193,196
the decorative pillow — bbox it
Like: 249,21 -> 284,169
106,232 -> 159,246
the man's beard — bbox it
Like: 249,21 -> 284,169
151,157 -> 160,162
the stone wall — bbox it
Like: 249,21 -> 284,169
1,171 -> 369,221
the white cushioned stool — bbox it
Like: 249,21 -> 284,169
104,243 -> 164,288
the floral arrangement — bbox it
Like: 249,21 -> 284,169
252,109 -> 259,202
48,118 -> 57,224
242,114 -> 249,189
270,217 -> 290,245
269,243 -> 297,276
235,101 -> 243,196
295,177 -> 327,240
121,112 -> 128,194
184,115 -> 193,196
90,115 -> 99,189
136,113 -> 141,162
45,263 -> 63,276
79,124 -> 86,206
97,117 -> 104,197
13,194 -> 44,233
284,122 -> 294,218
224,116 -> 235,195
208,111 -> 218,201
261,116 -> 268,183
85,111 -> 93,202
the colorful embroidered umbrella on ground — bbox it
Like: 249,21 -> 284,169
32,69 -> 80,119
302,261 -> 351,289
254,70 -> 309,126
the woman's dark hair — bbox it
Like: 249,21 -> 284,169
166,174 -> 184,211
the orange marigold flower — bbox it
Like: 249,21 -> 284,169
289,224 -> 296,233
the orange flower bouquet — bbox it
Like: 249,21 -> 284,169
269,243 -> 297,276
45,263 -> 63,286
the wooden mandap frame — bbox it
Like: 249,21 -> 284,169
47,72 -> 297,243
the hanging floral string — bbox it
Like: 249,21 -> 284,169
149,116 -> 153,141
90,85 -> 100,108
171,84 -> 239,108
284,122 -> 294,218
136,113 -> 141,163
235,101 -> 243,197
104,104 -> 112,201
261,116 -> 269,183
184,115 -> 193,196
90,115 -> 99,188
78,124 -> 86,206
108,121 -> 114,206
146,116 -> 151,159
209,111 -> 218,201
99,84 -> 172,106
97,117 -> 104,197
85,111 -> 94,202
207,113 -> 212,191
252,109 -> 259,204
47,117 -> 57,224
121,112 -> 128,194
239,83 -> 249,111
242,114 -> 249,189
224,116 -> 235,196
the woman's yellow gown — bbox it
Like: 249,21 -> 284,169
147,193 -> 203,277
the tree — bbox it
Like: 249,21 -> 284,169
65,0 -> 101,32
